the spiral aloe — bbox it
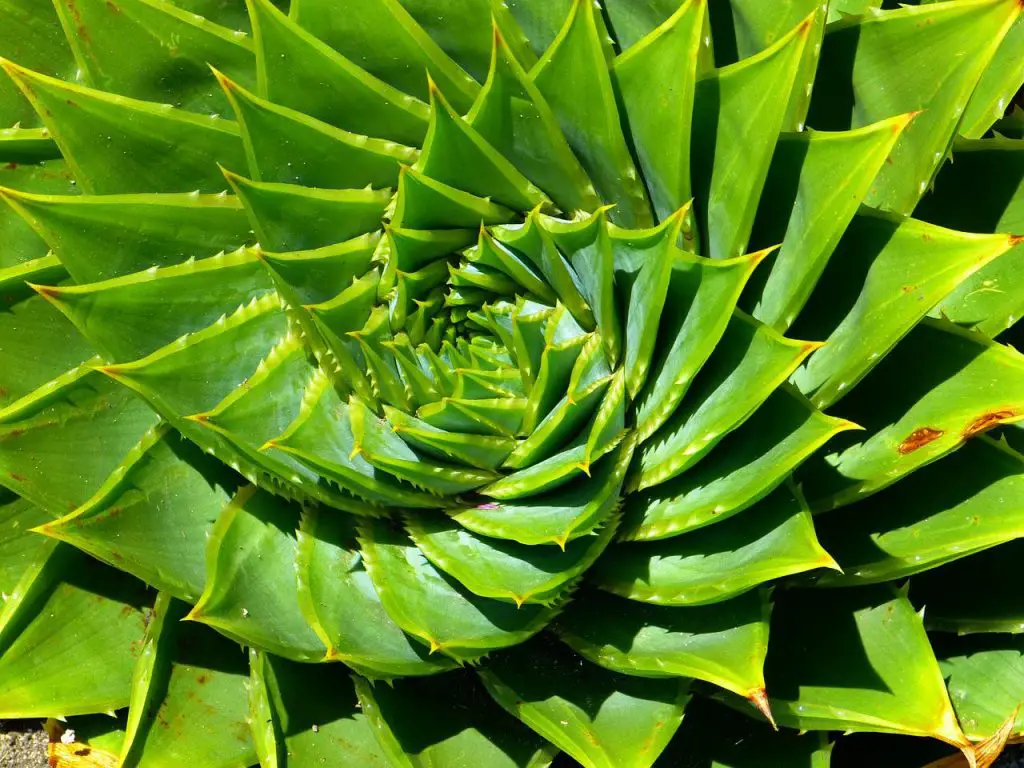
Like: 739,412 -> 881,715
1,0 -> 1023,766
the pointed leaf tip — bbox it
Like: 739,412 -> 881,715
748,688 -> 778,730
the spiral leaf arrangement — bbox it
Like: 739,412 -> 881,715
1,0 -> 1023,766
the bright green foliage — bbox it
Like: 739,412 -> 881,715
0,0 -> 1022,766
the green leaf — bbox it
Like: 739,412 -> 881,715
254,652 -> 395,767
532,0 -> 652,228
466,24 -> 597,216
910,538 -> 1024,635
505,0 -> 573,59
406,509 -> 617,606
449,438 -> 632,547
812,436 -> 1024,586
1,60 -> 246,193
621,386 -> 856,541
355,671 -> 558,768
556,588 -> 771,701
0,157 -> 78,268
807,0 -> 1020,215
934,632 -> 1024,741
295,509 -> 455,678
0,494 -> 50,599
39,426 -> 240,603
289,0 -> 479,112
602,0 -> 685,50
258,232 -> 379,305
0,275 -> 93,412
612,0 -> 704,223
0,188 -> 254,282
247,0 -> 429,146
358,518 -> 556,661
750,115 -> 912,332
594,482 -> 836,606
392,166 -> 516,229
0,544 -> 151,717
0,0 -> 75,128
218,71 -> 417,189
190,486 -> 327,662
634,310 -> 817,492
52,0 -> 255,115
0,126 -> 61,163
913,136 -> 1024,338
416,82 -> 550,212
0,372 -> 160,515
799,319 -> 1024,511
657,697 -> 833,768
691,16 -> 809,259
226,170 -> 390,252
480,635 -> 690,768
633,249 -> 763,443
790,211 -> 1017,409
959,14 -> 1024,139
764,586 -> 966,745
119,594 -> 256,768
386,405 -> 516,471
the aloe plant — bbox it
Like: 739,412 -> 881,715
0,0 -> 1023,766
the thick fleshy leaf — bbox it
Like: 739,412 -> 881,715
765,586 -> 966,745
634,310 -> 817,491
914,136 -> 1024,338
247,0 -> 429,146
480,635 -> 690,768
0,493 -> 49,599
1,60 -> 245,193
355,671 -> 558,768
358,519 -> 556,661
807,0 -> 1020,215
289,0 -> 479,112
253,651 -> 394,767
657,697 -> 833,768
38,426 -> 239,603
621,386 -> 856,541
505,0 -> 573,58
0,188 -> 254,282
0,372 -> 160,515
0,157 -> 79,268
910,538 -> 1024,635
467,25 -> 597,216
790,211 -> 1017,409
933,633 -> 1024,741
392,166 -> 516,229
52,0 -> 255,115
218,71 -> 417,189
959,14 -> 1024,139
750,115 -> 913,331
556,587 -> 771,701
32,247 -> 274,361
800,319 -> 1024,511
0,0 -> 75,128
189,486 -> 326,661
0,544 -> 151,717
595,483 -> 836,606
118,594 -> 256,768
296,509 -> 455,678
613,0 -> 704,223
691,16 -> 809,259
450,439 -> 631,547
532,0 -> 652,228
416,83 -> 550,212
812,436 -> 1024,586
406,510 -> 616,606
226,171 -> 390,252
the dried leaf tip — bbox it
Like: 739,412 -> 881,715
1008,234 -> 1024,247
27,282 -> 61,299
748,688 -> 778,730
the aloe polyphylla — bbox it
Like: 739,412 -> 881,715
0,0 -> 1023,766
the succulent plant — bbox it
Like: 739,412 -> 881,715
1,0 -> 1023,766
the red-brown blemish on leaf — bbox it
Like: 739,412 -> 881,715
921,233 -> 933,242
196,673 -> 210,685
898,427 -> 944,454
8,471 -> 25,481
3,162 -> 16,170
963,410 -> 1017,439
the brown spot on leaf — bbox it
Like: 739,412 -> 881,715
196,673 -> 210,685
4,162 -> 16,170
963,410 -> 1017,439
8,471 -> 25,482
898,427 -> 944,454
